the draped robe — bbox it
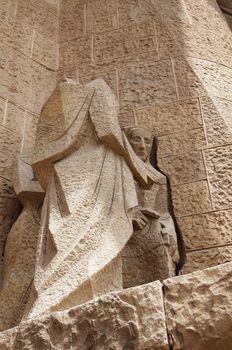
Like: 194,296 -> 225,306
27,79 -> 156,318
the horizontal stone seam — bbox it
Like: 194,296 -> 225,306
176,207 -> 232,219
186,242 -> 232,253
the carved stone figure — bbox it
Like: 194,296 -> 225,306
122,127 -> 180,287
0,155 -> 44,331
25,79 -> 157,319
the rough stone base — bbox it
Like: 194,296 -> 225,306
0,281 -> 169,350
1,262 -> 232,350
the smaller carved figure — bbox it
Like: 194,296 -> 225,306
122,127 -> 180,287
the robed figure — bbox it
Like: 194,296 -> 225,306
26,79 -> 156,318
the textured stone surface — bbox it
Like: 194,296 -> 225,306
0,281 -> 169,350
178,210 -> 232,250
164,262 -> 232,350
183,246 -> 232,274
204,145 -> 232,210
161,151 -> 206,186
172,181 -> 213,217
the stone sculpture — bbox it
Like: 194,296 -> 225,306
24,79 -> 158,319
0,155 -> 44,331
122,127 -> 180,287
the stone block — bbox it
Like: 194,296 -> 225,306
157,128 -> 206,157
134,98 -> 203,136
33,30 -> 58,70
172,180 -> 213,217
0,126 -> 21,180
119,60 -> 177,111
189,58 -> 232,100
94,22 -> 158,64
16,0 -> 58,40
59,9 -> 85,43
204,145 -> 232,210
200,96 -> 232,147
178,209 -> 232,250
0,282 -> 169,350
184,246 -> 232,273
164,262 -> 232,350
118,0 -> 158,27
22,112 -> 39,154
87,0 -> 117,18
161,151 -> 206,185
0,95 -> 6,124
0,45 -> 57,114
173,58 -> 206,99
87,14 -> 118,34
0,18 -> 33,57
59,37 -> 92,69
4,102 -> 25,138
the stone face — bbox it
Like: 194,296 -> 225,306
164,262 -> 232,350
0,281 -> 169,350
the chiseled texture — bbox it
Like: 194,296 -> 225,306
0,281 -> 169,350
164,262 -> 232,350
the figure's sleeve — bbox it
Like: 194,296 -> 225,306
88,79 -> 158,188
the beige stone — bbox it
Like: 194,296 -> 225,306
0,281 -> 169,350
161,151 -> 206,186
119,60 -> 177,111
183,246 -> 232,274
172,181 -> 213,217
164,262 -> 232,350
32,31 -> 58,70
94,23 -> 158,64
134,98 -> 203,136
157,128 -> 206,157
204,145 -> 232,210
178,209 -> 232,250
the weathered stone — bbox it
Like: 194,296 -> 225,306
32,31 -> 58,70
161,151 -> 206,185
158,128 -> 206,157
0,281 -> 169,350
59,36 -> 92,69
119,60 -> 177,111
178,210 -> 232,250
201,96 -> 232,147
0,126 -> 21,180
94,22 -> 158,64
172,180 -> 213,217
164,262 -> 232,349
183,246 -> 232,274
134,98 -> 203,136
4,102 -> 25,138
204,145 -> 232,210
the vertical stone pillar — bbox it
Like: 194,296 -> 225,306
59,0 -> 232,273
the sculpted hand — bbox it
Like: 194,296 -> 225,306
132,208 -> 149,230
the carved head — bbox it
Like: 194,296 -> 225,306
124,127 -> 153,162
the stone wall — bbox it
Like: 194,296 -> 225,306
59,0 -> 232,273
0,0 -> 59,281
